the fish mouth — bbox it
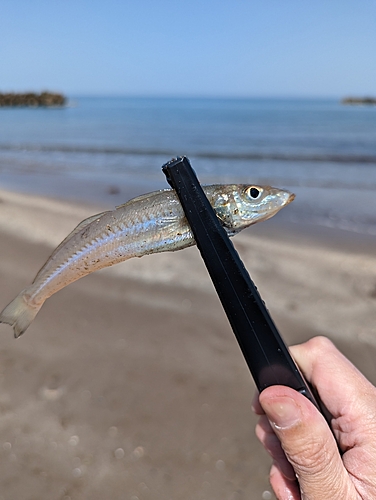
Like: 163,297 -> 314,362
286,192 -> 296,205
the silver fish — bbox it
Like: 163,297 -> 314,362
0,184 -> 294,337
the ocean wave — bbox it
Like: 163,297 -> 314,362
1,143 -> 376,165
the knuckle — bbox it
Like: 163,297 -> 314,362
306,335 -> 335,354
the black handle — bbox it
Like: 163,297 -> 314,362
162,156 -> 320,409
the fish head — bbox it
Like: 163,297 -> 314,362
210,184 -> 295,233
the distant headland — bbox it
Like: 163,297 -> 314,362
341,96 -> 376,106
0,92 -> 66,107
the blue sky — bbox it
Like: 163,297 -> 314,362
1,0 -> 375,97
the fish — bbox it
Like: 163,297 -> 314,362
0,184 -> 294,338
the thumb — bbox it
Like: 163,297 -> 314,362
259,386 -> 353,500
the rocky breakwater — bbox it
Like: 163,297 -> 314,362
0,92 -> 66,107
341,96 -> 376,106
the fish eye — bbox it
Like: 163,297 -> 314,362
246,186 -> 262,199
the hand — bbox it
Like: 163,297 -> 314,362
253,336 -> 376,499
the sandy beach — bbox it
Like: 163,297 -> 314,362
0,188 -> 375,500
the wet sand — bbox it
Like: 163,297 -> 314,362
0,188 -> 375,500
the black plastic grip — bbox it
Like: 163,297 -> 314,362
162,156 -> 320,409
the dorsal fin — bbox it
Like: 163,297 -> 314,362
115,190 -> 170,210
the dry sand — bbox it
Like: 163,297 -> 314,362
0,188 -> 375,500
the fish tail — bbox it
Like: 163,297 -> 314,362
0,291 -> 41,338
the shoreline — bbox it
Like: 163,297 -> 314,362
2,176 -> 376,254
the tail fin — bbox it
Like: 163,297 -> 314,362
0,291 -> 41,338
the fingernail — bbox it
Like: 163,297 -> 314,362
262,397 -> 301,429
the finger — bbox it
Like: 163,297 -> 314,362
259,385 -> 356,500
251,390 -> 264,415
269,462 -> 300,500
290,336 -> 376,428
255,415 -> 296,481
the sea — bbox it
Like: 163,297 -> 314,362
0,96 -> 376,237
